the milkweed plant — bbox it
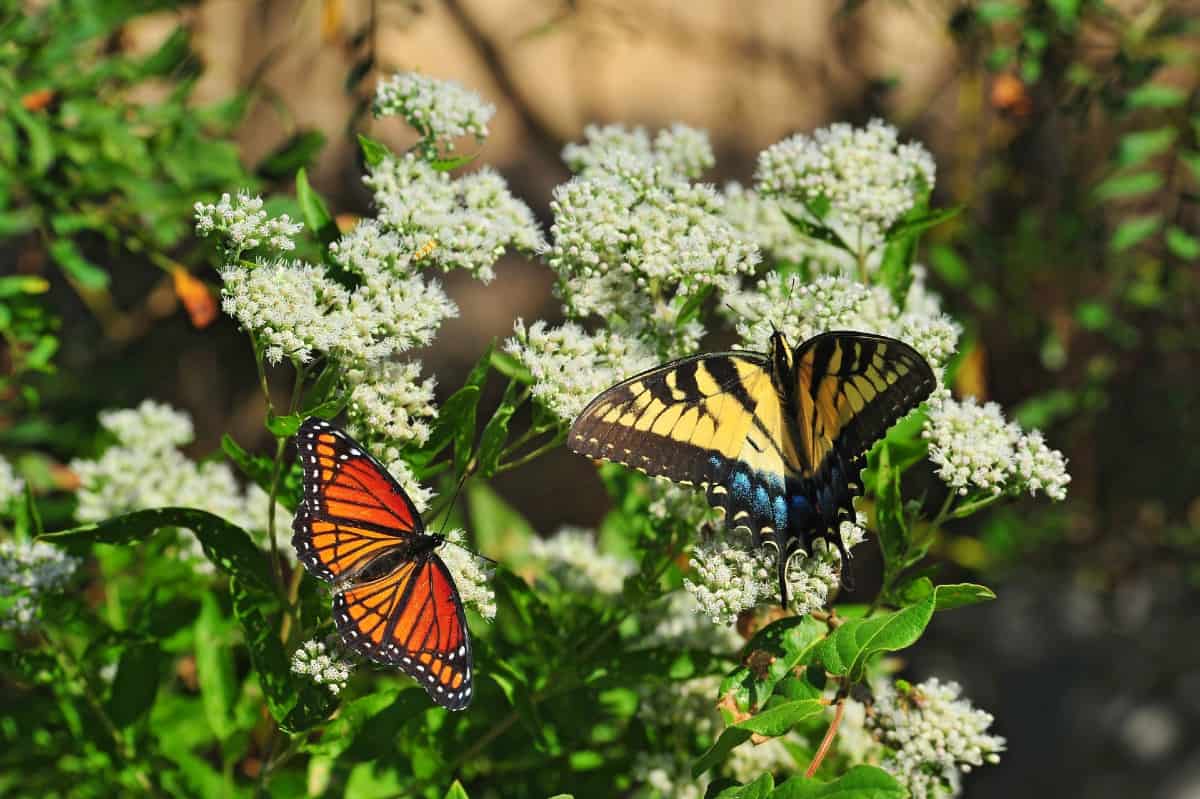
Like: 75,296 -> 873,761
0,71 -> 1072,799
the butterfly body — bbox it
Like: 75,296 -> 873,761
292,418 -> 473,710
568,330 -> 935,608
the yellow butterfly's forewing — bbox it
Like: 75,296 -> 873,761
567,353 -> 782,488
792,333 -> 935,476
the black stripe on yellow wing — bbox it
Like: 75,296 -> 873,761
791,332 -> 936,478
567,352 -> 775,489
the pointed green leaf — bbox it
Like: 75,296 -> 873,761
357,134 -> 392,168
1116,127 -> 1177,168
296,167 -> 339,247
773,765 -> 907,799
1127,85 -> 1187,109
476,380 -> 522,478
431,153 -> 477,172
490,350 -> 534,384
1110,214 -> 1161,252
107,642 -> 161,727
42,507 -> 274,594
1165,226 -> 1200,260
194,593 -> 238,740
1093,172 -> 1163,202
444,781 -> 470,799
734,699 -> 825,737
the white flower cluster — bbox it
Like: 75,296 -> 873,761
923,396 -> 1069,500
528,526 -> 635,595
70,400 -> 286,567
683,518 -> 866,625
544,125 -> 759,355
0,540 -> 80,631
365,153 -> 543,284
725,271 -> 961,371
373,72 -> 495,155
756,119 -> 935,255
194,192 -> 302,257
290,638 -> 353,696
438,529 -> 496,620
632,752 -> 706,799
219,259 -> 348,366
869,678 -> 1005,799
346,361 -> 438,453
642,590 -> 743,653
504,319 -> 658,422
562,123 -> 715,180
0,456 -> 25,509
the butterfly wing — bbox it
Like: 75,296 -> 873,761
292,418 -> 423,582
333,555 -> 473,710
791,331 -> 936,477
568,352 -> 800,540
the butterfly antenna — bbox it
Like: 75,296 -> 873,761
780,274 -> 800,331
436,467 -> 471,537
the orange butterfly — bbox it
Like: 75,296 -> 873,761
291,418 -> 473,710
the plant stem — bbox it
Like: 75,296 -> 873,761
266,362 -> 308,595
805,695 -> 846,778
44,633 -> 163,798
930,490 -> 957,528
495,431 -> 566,473
951,492 -> 1005,519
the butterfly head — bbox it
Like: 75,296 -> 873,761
768,329 -> 794,381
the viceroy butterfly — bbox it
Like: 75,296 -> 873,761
291,418 -> 473,710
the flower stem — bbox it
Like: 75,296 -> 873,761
805,695 -> 846,778
951,492 -> 1005,519
265,362 -> 308,595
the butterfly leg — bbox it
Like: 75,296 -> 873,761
776,537 -> 803,610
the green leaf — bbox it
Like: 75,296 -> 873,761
257,130 -> 326,180
11,106 -> 54,175
733,774 -> 775,799
873,444 -> 909,579
1110,214 -> 1161,252
48,238 -> 109,289
676,285 -> 715,329
1093,172 -> 1163,202
221,434 -> 276,492
436,385 -> 480,476
295,167 -> 339,247
1165,226 -> 1200,260
431,153 -> 477,172
136,26 -> 190,77
1116,127 -> 1177,168
734,699 -> 825,736
695,728 -> 754,777
1127,85 -> 1187,109
0,276 -> 50,298
357,134 -> 392,167
476,380 -> 522,478
302,685 -> 403,758
444,781 -> 470,799
194,593 -> 238,740
931,581 -> 997,610
773,765 -> 907,799
817,584 -> 995,681
490,350 -> 534,384
107,642 -> 161,727
780,207 -> 853,254
884,205 -> 961,241
265,412 -> 303,438
467,482 -> 533,563
43,507 -> 274,594
928,244 -> 969,288
721,615 -> 825,713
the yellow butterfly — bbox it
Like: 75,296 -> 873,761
568,330 -> 935,606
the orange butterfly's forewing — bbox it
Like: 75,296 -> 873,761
291,418 -> 474,711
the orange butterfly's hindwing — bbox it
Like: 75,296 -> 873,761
333,556 -> 473,710
290,418 -> 474,711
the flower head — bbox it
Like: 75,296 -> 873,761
374,72 -> 495,156
71,401 -> 286,567
0,540 -> 80,631
438,529 -> 495,620
504,319 -> 659,422
529,527 -> 635,595
365,153 -> 542,284
563,123 -> 715,180
1013,430 -> 1071,500
683,518 -> 866,625
869,677 -> 1006,799
922,396 -> 1021,497
194,192 -> 302,259
756,119 -> 935,256
291,638 -> 354,695
0,456 -> 25,509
